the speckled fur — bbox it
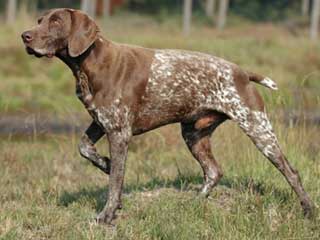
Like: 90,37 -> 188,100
141,49 -> 279,160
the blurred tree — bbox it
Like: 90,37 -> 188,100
6,0 -> 17,24
103,0 -> 111,17
302,0 -> 310,16
183,0 -> 193,35
217,0 -> 228,30
96,0 -> 123,17
37,0 -> 77,9
310,0 -> 320,40
229,0 -> 298,22
205,0 -> 216,18
81,0 -> 89,13
81,0 -> 97,17
127,0 -> 181,14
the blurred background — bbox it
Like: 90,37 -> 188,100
1,0 -> 320,132
0,1 -> 319,239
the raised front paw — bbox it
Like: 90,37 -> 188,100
301,200 -> 317,220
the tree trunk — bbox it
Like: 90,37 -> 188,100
103,0 -> 111,17
81,0 -> 96,18
310,0 -> 320,40
90,0 -> 97,18
217,0 -> 229,30
6,0 -> 17,24
81,0 -> 89,12
302,0 -> 310,16
183,0 -> 192,36
205,0 -> 216,18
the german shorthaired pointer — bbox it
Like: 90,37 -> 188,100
22,8 -> 314,224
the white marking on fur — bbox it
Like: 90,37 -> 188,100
79,141 -> 92,158
34,48 -> 48,55
94,99 -> 131,132
84,94 -> 93,102
260,77 -> 278,90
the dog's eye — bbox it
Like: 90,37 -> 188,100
52,19 -> 60,25
50,16 -> 61,26
37,18 -> 43,24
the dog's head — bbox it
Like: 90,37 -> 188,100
21,8 -> 99,58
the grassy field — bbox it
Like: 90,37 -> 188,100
0,11 -> 320,239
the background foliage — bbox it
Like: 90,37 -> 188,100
0,0 -> 309,21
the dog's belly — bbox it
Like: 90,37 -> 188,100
133,50 -> 240,134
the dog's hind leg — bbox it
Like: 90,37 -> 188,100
78,121 -> 111,174
181,113 -> 227,196
228,95 -> 314,217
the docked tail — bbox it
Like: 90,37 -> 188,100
247,71 -> 278,90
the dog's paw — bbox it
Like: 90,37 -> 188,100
95,211 -> 115,225
302,202 -> 317,220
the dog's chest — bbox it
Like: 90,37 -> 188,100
75,71 -> 131,131
76,72 -> 92,104
75,71 -> 98,120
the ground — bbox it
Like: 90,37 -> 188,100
0,11 -> 319,240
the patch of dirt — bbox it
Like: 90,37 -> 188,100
0,114 -> 89,136
0,110 -> 319,136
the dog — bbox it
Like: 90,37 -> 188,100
22,8 -> 314,224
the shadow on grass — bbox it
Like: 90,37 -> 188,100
58,174 -> 291,212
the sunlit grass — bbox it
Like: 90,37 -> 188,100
0,120 -> 319,239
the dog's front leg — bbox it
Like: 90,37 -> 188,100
96,128 -> 131,225
78,121 -> 111,174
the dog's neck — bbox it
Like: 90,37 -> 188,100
56,41 -> 100,108
56,37 -> 114,107
57,37 -> 113,81
56,44 -> 95,76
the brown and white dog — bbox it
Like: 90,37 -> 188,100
22,8 -> 314,224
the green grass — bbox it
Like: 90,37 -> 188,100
0,121 -> 319,239
1,12 -> 320,239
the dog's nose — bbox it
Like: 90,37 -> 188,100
21,31 -> 33,43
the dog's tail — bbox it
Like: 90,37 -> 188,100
247,71 -> 278,90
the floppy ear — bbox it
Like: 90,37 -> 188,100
68,10 -> 99,57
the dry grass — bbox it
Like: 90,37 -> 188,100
1,121 -> 320,239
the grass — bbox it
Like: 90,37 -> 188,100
0,10 -> 320,239
1,121 -> 319,239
